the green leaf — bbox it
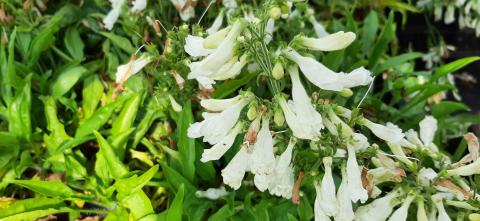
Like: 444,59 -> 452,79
51,66 -> 88,98
211,72 -> 257,98
175,101 -> 195,182
368,12 -> 396,71
94,131 -> 129,179
9,180 -> 74,197
43,97 -> 71,151
28,14 -> 63,66
432,101 -> 470,119
431,56 -> 480,81
82,75 -> 104,119
8,75 -> 32,142
160,162 -> 196,194
361,11 -> 379,57
373,52 -> 423,74
122,190 -> 155,220
0,197 -> 65,219
208,204 -> 235,221
323,50 -> 345,71
100,32 -> 136,54
166,184 -> 185,221
64,27 -> 85,60
111,93 -> 141,136
115,165 -> 159,200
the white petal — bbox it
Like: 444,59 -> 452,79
200,95 -> 242,112
264,18 -> 275,44
354,190 -> 401,221
308,16 -> 329,38
320,157 -> 337,216
444,4 -> 455,24
169,95 -> 183,112
195,186 -> 229,200
200,123 -> 243,162
103,5 -> 122,30
297,31 -> 356,51
419,115 -> 437,147
249,118 -> 276,174
268,140 -> 296,199
221,147 -> 249,190
131,0 -> 147,12
206,10 -> 224,35
418,167 -> 438,186
334,167 -> 354,221
222,0 -> 237,9
115,55 -> 151,84
347,145 -> 368,203
314,182 -> 331,221
179,5 -> 195,21
254,173 -> 269,191
388,195 -> 414,221
432,194 -> 452,221
362,120 -> 404,144
184,35 -> 215,57
405,129 -> 423,146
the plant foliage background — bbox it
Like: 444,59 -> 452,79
0,0 -> 479,220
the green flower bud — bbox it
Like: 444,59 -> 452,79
247,105 -> 258,121
339,88 -> 353,97
272,62 -> 284,80
274,108 -> 285,126
269,7 -> 282,20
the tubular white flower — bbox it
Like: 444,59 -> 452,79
206,10 -> 224,35
419,115 -> 437,147
388,195 -> 414,221
268,139 -> 296,199
432,194 -> 453,221
222,0 -> 237,9
416,198 -> 429,221
131,0 -> 147,12
284,48 -> 372,91
115,55 -> 151,84
211,55 -> 248,80
354,190 -> 402,221
184,35 -> 215,57
200,94 -> 242,112
334,166 -> 354,221
264,18 -> 275,44
314,182 -> 331,221
249,118 -> 276,175
188,95 -> 250,145
296,31 -> 356,51
320,157 -> 338,216
465,133 -> 479,161
200,123 -> 243,162
103,0 -> 124,30
444,4 -> 455,24
387,142 -> 414,168
405,129 -> 423,147
347,144 -> 368,203
278,66 -> 324,140
203,27 -> 230,49
169,95 -> 183,112
187,21 -> 245,89
446,159 -> 480,176
221,146 -> 249,190
254,173 -> 269,192
361,119 -> 404,144
195,186 -> 229,200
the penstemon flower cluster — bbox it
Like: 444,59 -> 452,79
182,1 -> 480,220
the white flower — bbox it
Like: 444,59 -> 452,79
314,182 -> 331,221
404,129 -> 423,147
432,194 -> 453,221
434,5 -> 443,21
334,166 -> 354,221
209,55 -> 248,81
200,94 -> 243,112
103,0 -> 125,30
444,4 -> 455,24
169,95 -> 183,112
308,16 -> 329,38
115,55 -> 151,84
388,195 -> 414,221
195,186 -> 229,200
387,143 -> 414,168
296,31 -> 356,51
206,10 -> 225,35
222,0 -> 237,9
188,94 -> 250,145
361,120 -> 404,144
354,190 -> 402,221
221,147 -> 249,190
465,133 -> 479,161
264,18 -> 275,44
416,198 -> 429,221
446,158 -> 480,176
253,173 -> 269,192
249,117 -> 276,175
320,157 -> 338,216
184,35 -> 215,57
200,123 -> 243,162
347,144 -> 368,203
131,0 -> 147,12
284,48 -> 372,91
278,65 -> 324,140
419,115 -> 437,147
418,167 -> 438,186
267,139 -> 295,199
187,21 -> 245,89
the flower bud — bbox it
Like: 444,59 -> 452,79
274,108 -> 285,126
272,62 -> 284,80
203,27 -> 229,49
247,104 -> 258,121
339,88 -> 353,97
269,7 -> 282,20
